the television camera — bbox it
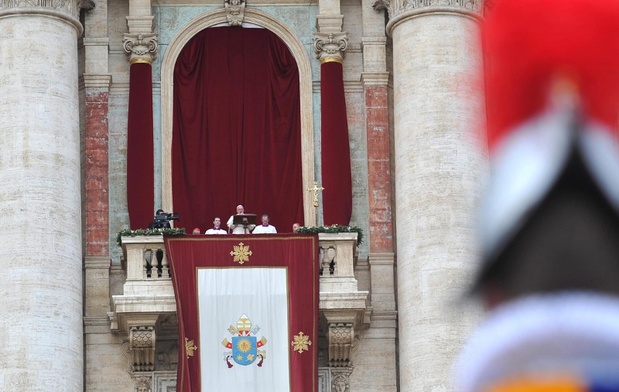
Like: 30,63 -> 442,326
149,211 -> 180,229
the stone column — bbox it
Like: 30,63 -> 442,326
0,1 -> 83,390
123,0 -> 157,228
373,0 -> 485,390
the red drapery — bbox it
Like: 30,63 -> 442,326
172,27 -> 304,233
320,61 -> 352,226
165,234 -> 319,392
127,62 -> 155,229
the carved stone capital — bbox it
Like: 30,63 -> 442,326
328,322 -> 355,367
331,367 -> 353,392
224,0 -> 245,26
0,0 -> 80,17
130,325 -> 156,371
313,32 -> 348,64
123,33 -> 158,65
373,0 -> 483,22
0,0 -> 83,34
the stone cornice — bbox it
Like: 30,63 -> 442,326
373,0 -> 483,36
83,74 -> 113,89
313,31 -> 348,64
123,33 -> 158,64
361,72 -> 389,86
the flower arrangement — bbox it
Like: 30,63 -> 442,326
295,224 -> 363,246
116,227 -> 186,247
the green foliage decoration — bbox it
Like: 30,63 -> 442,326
295,224 -> 363,246
116,227 -> 186,247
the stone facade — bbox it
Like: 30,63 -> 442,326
0,0 -> 488,390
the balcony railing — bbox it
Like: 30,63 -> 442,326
110,233 -> 370,372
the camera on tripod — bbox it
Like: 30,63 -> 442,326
148,210 -> 180,229
154,212 -> 179,222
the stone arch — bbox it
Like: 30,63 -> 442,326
160,9 -> 315,225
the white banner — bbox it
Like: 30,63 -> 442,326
198,267 -> 290,391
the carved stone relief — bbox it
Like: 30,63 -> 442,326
130,326 -> 156,372
328,323 -> 355,367
331,368 -> 353,392
224,0 -> 245,26
133,374 -> 152,392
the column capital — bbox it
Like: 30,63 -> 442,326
372,0 -> 483,30
0,0 -> 84,34
313,32 -> 348,64
123,33 -> 158,64
0,0 -> 81,17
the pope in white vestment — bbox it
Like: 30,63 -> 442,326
227,204 -> 256,234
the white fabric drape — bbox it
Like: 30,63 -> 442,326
198,267 -> 290,391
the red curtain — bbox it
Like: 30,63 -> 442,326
165,234 -> 319,392
127,62 -> 155,229
172,27 -> 303,232
320,61 -> 352,226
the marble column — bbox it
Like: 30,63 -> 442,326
373,0 -> 486,390
0,1 -> 84,390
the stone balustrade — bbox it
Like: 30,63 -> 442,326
109,233 -> 370,374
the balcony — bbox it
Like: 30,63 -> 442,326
109,233 -> 370,372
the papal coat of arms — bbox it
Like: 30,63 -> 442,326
222,314 -> 267,368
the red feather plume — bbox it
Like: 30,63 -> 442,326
483,0 -> 619,150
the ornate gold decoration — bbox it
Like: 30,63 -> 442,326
307,181 -> 324,208
230,242 -> 252,264
185,337 -> 198,358
291,331 -> 312,354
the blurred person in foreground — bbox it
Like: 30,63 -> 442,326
455,0 -> 619,390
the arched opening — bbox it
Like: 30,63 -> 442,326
160,9 -> 315,229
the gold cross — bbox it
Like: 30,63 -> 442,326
307,181 -> 324,207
